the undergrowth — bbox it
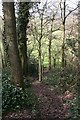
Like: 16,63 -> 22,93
2,69 -> 39,116
42,67 -> 79,120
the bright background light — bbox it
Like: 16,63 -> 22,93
0,0 -> 79,17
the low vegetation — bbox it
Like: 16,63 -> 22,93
2,69 -> 39,116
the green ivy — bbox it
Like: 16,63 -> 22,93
2,69 -> 39,115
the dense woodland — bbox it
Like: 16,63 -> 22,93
0,0 -> 80,119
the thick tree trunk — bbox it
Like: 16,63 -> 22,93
19,25 -> 28,77
3,2 -> 23,86
22,41 -> 28,77
18,3 -> 29,77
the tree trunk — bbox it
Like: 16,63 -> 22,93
17,3 -> 29,77
62,0 -> 66,68
53,57 -> 56,68
49,38 -> 52,70
2,26 -> 10,67
39,40 -> 42,81
38,15 -> 43,82
48,19 -> 53,70
18,25 -> 28,77
3,2 -> 23,86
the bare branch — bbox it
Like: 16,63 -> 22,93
65,6 -> 78,20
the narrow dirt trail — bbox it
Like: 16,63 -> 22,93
3,80 -> 68,120
32,81 -> 67,119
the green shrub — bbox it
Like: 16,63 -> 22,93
2,69 -> 39,115
43,68 -> 77,92
64,96 -> 79,120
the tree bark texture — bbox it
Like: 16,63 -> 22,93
3,2 -> 23,86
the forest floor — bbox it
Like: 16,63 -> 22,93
3,68 -> 78,120
2,69 -> 80,120
32,80 -> 68,119
3,79 -> 72,120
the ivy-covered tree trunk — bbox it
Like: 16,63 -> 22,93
3,2 -> 23,86
17,2 -> 29,77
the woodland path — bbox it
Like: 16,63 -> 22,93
32,81 -> 67,119
3,80 -> 69,120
